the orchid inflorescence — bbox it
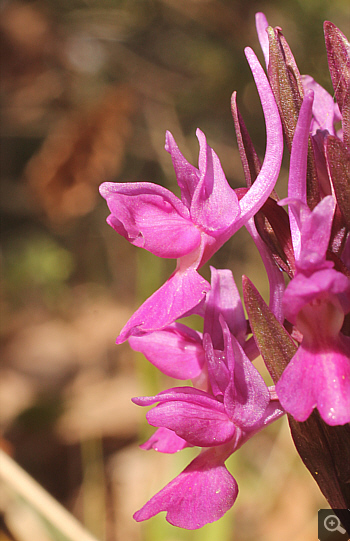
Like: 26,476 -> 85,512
99,13 -> 350,530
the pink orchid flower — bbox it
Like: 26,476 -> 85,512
99,48 -> 282,343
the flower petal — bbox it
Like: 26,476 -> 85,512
146,400 -> 235,447
191,129 -> 240,233
283,267 -> 349,324
298,196 -> 336,270
134,448 -> 238,529
255,12 -> 270,69
132,386 -> 224,410
235,48 -> 283,226
165,131 -> 199,208
302,75 -> 341,135
140,427 -> 190,453
100,181 -> 201,258
116,268 -> 210,343
276,336 -> 350,425
128,323 -> 204,380
204,267 -> 246,349
203,333 -> 230,400
286,90 -> 314,257
223,330 -> 270,428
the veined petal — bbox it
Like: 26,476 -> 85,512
165,131 -> 199,208
259,394 -> 285,428
280,196 -> 336,273
284,268 -> 349,324
298,195 -> 335,270
191,129 -> 240,232
204,267 -> 246,349
302,75 -> 341,135
140,427 -> 190,453
203,333 -> 230,400
283,268 -> 349,325
134,448 -> 238,529
276,336 -> 350,425
255,12 -> 270,69
235,48 -> 283,227
128,323 -> 204,380
146,401 -> 235,447
223,330 -> 270,428
287,90 -> 314,258
116,267 -> 210,343
132,386 -> 225,411
100,181 -> 201,258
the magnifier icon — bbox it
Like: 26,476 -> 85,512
324,514 -> 346,534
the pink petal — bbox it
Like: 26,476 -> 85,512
128,323 -> 204,380
204,267 -> 246,349
191,129 -> 240,232
283,267 -> 349,324
146,400 -> 235,447
165,131 -> 199,208
302,75 -> 341,135
298,196 -> 336,270
286,90 -> 314,257
140,427 -> 190,453
276,336 -> 350,425
100,182 -> 201,258
116,267 -> 210,343
132,386 -> 225,410
279,195 -> 336,273
235,48 -> 283,227
255,12 -> 270,69
134,448 -> 238,529
203,333 -> 230,400
223,329 -> 270,428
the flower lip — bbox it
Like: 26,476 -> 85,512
133,447 -> 239,529
275,333 -> 350,425
283,267 -> 350,325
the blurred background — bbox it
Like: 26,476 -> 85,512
0,0 -> 349,540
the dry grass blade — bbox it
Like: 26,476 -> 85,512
0,450 -> 100,541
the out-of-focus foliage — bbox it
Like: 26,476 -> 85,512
0,1 -> 349,540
